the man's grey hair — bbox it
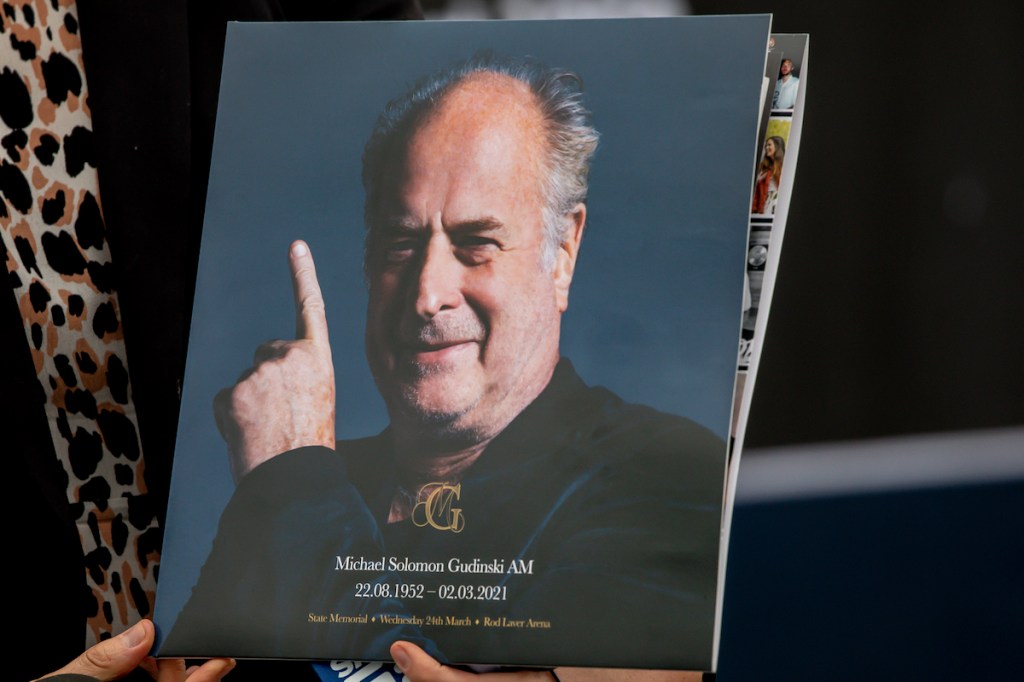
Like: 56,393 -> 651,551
362,51 -> 600,267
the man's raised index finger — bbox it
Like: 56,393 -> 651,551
289,240 -> 330,344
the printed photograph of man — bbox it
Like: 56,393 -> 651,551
153,16 -> 769,672
772,58 -> 800,110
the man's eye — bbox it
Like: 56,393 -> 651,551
455,237 -> 499,263
383,240 -> 418,263
456,236 -> 500,252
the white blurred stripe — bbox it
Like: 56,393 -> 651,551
496,0 -> 688,19
427,0 -> 690,20
737,427 -> 1024,503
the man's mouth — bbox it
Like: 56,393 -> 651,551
412,339 -> 471,350
403,339 -> 478,365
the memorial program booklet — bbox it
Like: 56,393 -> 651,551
153,16 -> 796,672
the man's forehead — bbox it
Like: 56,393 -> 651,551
433,72 -> 540,120
365,70 -> 550,235
372,75 -> 546,200
410,73 -> 546,154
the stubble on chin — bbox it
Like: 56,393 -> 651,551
390,399 -> 489,454
395,366 -> 481,432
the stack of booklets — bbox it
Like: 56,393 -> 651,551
153,15 -> 807,675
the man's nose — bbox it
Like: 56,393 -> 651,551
413,236 -> 463,318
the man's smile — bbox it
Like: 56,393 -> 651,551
400,339 -> 477,369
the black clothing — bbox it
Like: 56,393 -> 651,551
165,361 -> 725,670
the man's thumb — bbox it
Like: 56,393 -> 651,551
48,620 -> 153,681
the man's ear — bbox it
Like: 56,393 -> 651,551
554,203 -> 586,313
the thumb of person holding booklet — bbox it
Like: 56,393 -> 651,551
35,620 -> 234,682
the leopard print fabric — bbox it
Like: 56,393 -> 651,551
0,0 -> 159,645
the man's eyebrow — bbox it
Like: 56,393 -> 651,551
377,216 -> 509,235
447,217 -> 507,235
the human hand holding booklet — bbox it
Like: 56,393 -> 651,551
153,15 -> 807,673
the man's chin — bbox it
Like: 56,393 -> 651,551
394,386 -> 482,436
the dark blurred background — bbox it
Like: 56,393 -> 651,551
693,0 -> 1022,448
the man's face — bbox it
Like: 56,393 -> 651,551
365,74 -> 582,442
780,60 -> 793,77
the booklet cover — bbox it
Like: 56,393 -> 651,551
153,16 -> 771,671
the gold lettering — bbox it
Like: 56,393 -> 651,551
412,483 -> 465,533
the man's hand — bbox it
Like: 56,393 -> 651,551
389,643 -> 702,682
36,619 -> 235,682
214,240 -> 336,480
